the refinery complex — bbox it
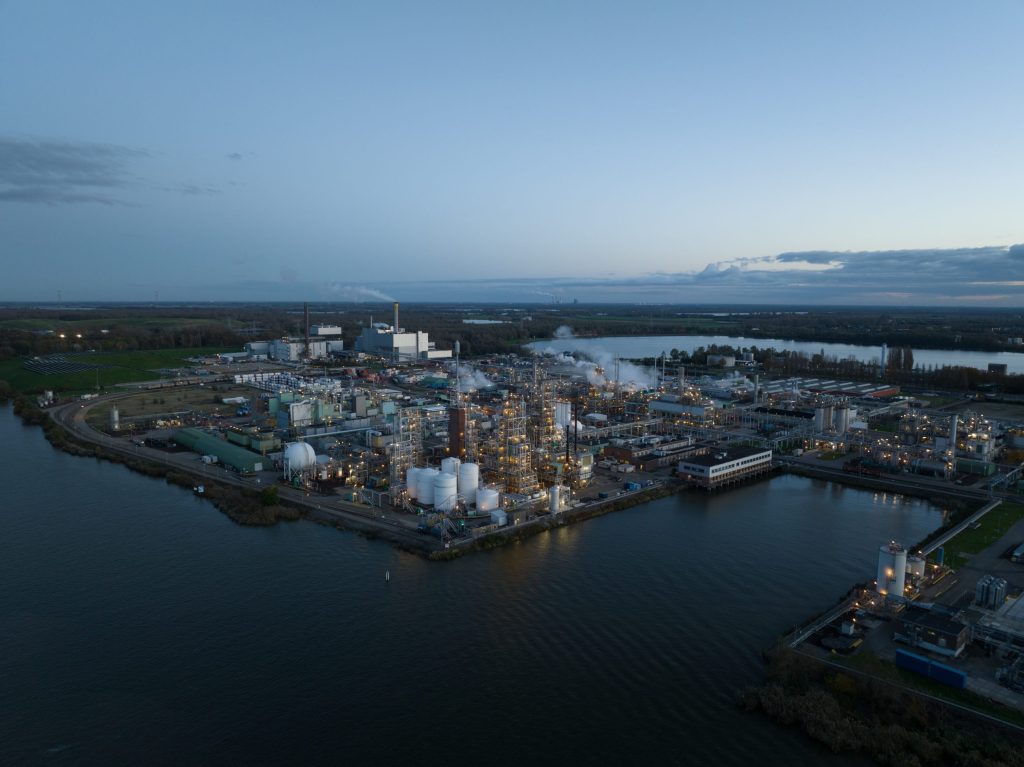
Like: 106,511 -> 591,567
83,305 -> 1022,554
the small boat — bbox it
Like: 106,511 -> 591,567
193,485 -> 205,495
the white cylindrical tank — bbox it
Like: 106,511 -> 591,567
406,467 -> 421,499
876,542 -> 908,598
458,462 -> 479,506
834,406 -> 850,435
441,456 -> 461,475
417,468 -> 439,505
434,472 -> 458,512
283,441 -> 316,477
490,509 -> 507,527
555,401 -> 572,427
110,405 -> 120,431
906,555 -> 926,578
477,488 -> 500,512
549,485 -> 561,514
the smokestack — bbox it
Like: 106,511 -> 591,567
393,302 -> 399,331
304,302 -> 310,357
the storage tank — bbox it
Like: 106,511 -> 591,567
458,462 -> 479,506
109,405 -> 120,431
876,542 -> 908,598
477,488 -> 500,512
441,456 -> 461,475
549,485 -> 562,514
406,467 -> 421,500
434,472 -> 458,512
834,406 -> 850,435
906,555 -> 926,578
283,441 -> 316,477
417,468 -> 439,505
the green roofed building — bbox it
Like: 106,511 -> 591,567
173,428 -> 266,474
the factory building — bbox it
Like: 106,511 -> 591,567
173,428 -> 266,474
894,605 -> 969,658
677,446 -> 773,489
310,324 -> 342,337
269,338 -> 330,361
353,303 -> 451,362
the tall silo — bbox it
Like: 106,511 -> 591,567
876,542 -> 907,598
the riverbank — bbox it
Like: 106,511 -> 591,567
13,395 -> 680,560
740,646 -> 1024,767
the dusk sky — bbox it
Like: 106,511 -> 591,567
2,1 -> 1023,304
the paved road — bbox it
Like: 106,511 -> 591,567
49,393 -> 441,552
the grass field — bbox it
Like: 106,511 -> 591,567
0,317 -> 222,331
0,347 -> 235,393
935,502 -> 1024,569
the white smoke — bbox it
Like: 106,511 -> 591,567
553,324 -> 575,339
326,284 -> 397,302
535,324 -> 657,389
459,368 -> 495,391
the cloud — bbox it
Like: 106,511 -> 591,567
0,137 -> 148,205
0,136 -> 223,204
227,152 -> 244,160
324,284 -> 397,302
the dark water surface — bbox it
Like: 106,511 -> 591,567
0,406 -> 945,765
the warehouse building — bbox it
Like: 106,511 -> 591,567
173,428 -> 266,474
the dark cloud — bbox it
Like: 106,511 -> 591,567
0,136 -> 222,204
0,137 -> 147,205
227,152 -> 243,160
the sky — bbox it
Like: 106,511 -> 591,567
2,1 -> 1024,305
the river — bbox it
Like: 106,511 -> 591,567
528,335 -> 1024,374
0,405 -> 946,765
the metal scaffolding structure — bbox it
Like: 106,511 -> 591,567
490,395 -> 540,496
389,405 -> 423,504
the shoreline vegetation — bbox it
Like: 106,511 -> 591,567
5,394 -> 677,560
740,647 -> 1024,767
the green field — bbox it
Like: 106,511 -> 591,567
0,317 -> 222,332
0,347 -> 235,394
933,502 -> 1024,569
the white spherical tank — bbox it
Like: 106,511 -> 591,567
549,485 -> 562,514
441,456 -> 461,475
417,468 -> 439,505
477,488 -> 500,512
458,463 -> 479,506
406,467 -> 422,500
284,442 -> 316,476
906,555 -> 926,578
434,472 -> 458,512
876,542 -> 908,598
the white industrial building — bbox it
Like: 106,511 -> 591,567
310,324 -> 343,337
353,303 -> 451,362
677,447 -> 772,489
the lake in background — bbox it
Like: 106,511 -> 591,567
529,335 -> 1024,374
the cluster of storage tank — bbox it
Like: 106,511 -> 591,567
407,460 -> 490,515
975,574 -> 1008,609
876,541 -> 908,599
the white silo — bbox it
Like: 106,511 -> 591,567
406,467 -> 422,500
876,542 -> 908,598
549,485 -> 562,514
477,487 -> 500,512
441,456 -> 461,475
555,401 -> 572,428
417,468 -> 439,505
834,406 -> 850,435
109,405 -> 120,431
434,472 -> 458,512
906,555 -> 926,578
458,462 -> 479,506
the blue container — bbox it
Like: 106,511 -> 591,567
895,649 -> 931,677
928,661 -> 967,689
935,547 -> 945,566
